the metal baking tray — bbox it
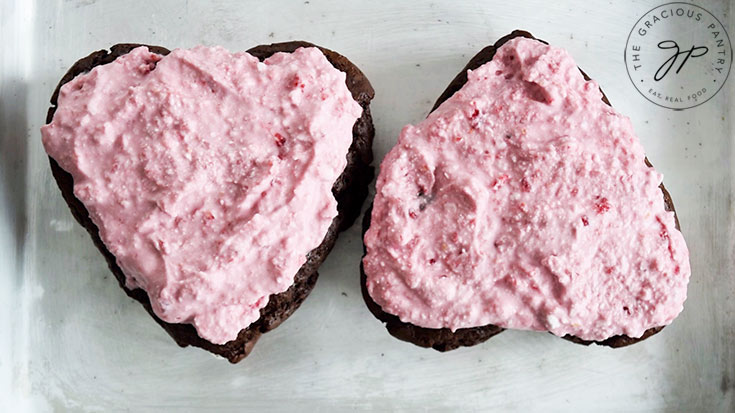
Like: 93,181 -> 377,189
1,0 -> 732,410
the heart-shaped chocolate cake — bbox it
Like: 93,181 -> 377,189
42,42 -> 374,362
361,31 -> 690,350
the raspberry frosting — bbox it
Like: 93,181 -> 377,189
42,46 -> 362,344
363,37 -> 690,341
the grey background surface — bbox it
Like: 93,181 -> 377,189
0,0 -> 732,410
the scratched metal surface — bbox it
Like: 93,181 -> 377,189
0,0 -> 732,410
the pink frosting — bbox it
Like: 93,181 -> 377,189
363,37 -> 690,341
42,46 -> 362,344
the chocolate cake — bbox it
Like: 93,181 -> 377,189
360,30 -> 682,351
45,41 -> 375,363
